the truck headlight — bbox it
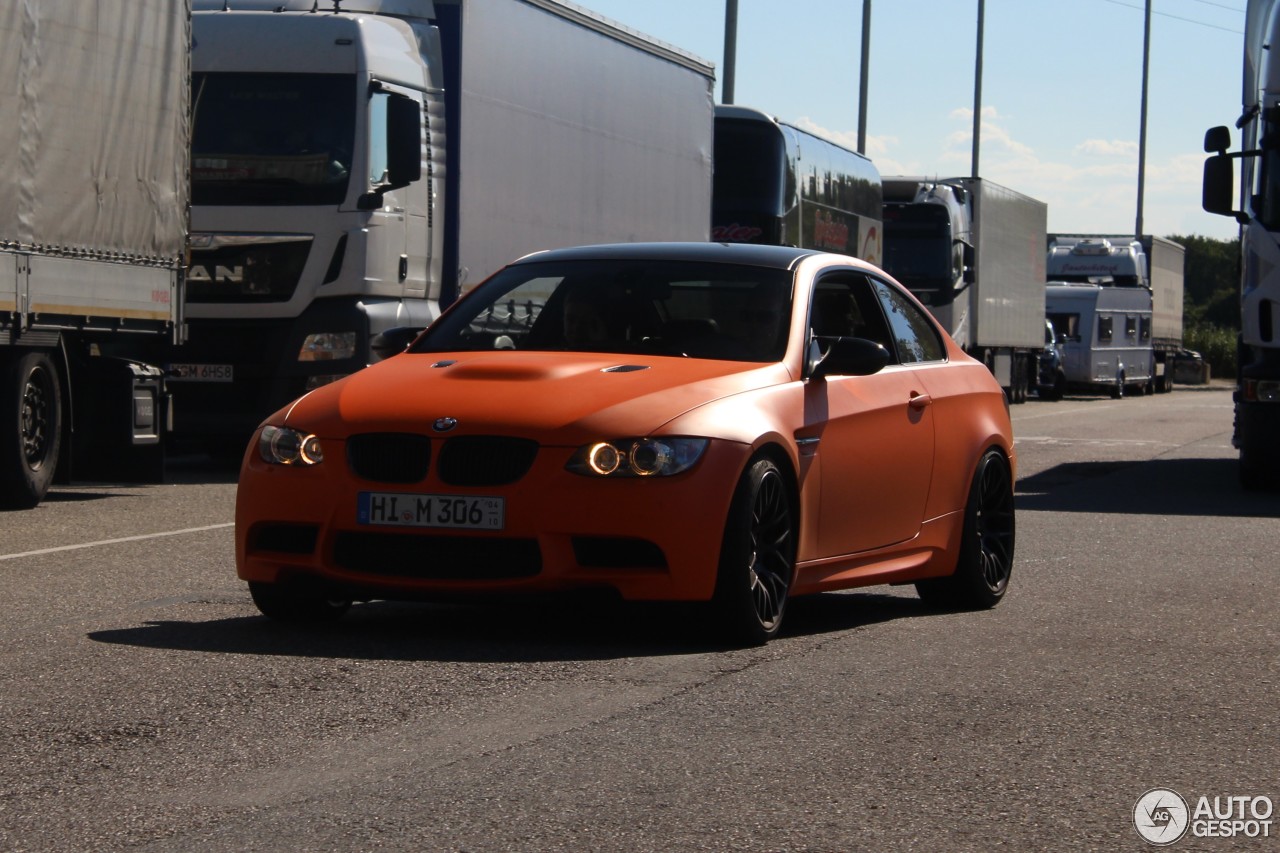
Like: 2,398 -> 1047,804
259,425 -> 324,465
1242,379 -> 1280,403
298,332 -> 356,362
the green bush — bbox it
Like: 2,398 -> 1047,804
1183,323 -> 1237,379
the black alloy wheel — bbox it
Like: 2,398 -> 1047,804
713,456 -> 796,645
249,580 -> 352,623
916,448 -> 1015,609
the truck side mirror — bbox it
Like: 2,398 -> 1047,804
1204,125 -> 1232,154
1202,154 -> 1242,220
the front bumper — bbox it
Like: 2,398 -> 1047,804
235,435 -> 752,602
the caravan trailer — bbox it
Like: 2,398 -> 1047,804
1046,282 -> 1154,397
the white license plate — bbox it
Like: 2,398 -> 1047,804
357,492 -> 505,530
169,363 -> 234,382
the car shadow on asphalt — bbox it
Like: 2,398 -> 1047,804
1016,456 -> 1280,518
88,590 -> 938,663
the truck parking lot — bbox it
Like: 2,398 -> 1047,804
1,383 -> 1276,851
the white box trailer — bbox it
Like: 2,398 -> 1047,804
174,0 -> 715,450
882,177 -> 1047,402
0,0 -> 190,507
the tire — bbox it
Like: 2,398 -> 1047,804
249,580 -> 352,623
1040,371 -> 1065,402
711,456 -> 796,645
1110,373 -> 1125,399
0,351 -> 62,509
916,448 -> 1015,610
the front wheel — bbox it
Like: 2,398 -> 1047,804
916,448 -> 1015,609
711,457 -> 796,645
249,580 -> 352,623
0,351 -> 62,509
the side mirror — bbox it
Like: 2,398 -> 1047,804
370,326 -> 423,361
1202,154 -> 1242,221
809,336 -> 891,379
1204,125 -> 1232,154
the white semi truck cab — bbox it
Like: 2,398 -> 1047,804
882,177 -> 1047,403
1202,0 -> 1280,488
173,0 -> 714,451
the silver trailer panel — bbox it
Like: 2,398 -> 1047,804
971,180 -> 1047,349
452,0 -> 714,292
1146,235 -> 1185,347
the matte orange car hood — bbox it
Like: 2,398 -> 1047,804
282,351 -> 793,444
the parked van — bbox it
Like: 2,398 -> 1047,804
1036,319 -> 1066,400
1046,282 -> 1154,397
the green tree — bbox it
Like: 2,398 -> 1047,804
1166,233 -> 1240,376
1168,233 -> 1240,328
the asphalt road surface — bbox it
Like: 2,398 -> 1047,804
1,382 -> 1277,852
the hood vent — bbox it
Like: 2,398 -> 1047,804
602,364 -> 650,373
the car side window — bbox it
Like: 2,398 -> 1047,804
809,274 -> 895,352
870,278 -> 946,363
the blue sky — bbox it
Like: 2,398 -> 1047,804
581,0 -> 1245,241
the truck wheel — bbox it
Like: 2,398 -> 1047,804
0,351 -> 62,509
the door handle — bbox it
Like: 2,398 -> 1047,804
908,392 -> 932,410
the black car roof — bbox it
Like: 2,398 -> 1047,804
509,242 -> 825,270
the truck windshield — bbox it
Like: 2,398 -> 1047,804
1259,104 -> 1280,231
881,206 -> 952,293
192,72 -> 356,206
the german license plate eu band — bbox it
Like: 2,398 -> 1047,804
357,492 -> 505,530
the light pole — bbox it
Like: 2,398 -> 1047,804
722,0 -> 738,104
1135,0 -> 1151,239
972,0 -> 985,178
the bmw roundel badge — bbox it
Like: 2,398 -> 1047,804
433,417 -> 458,432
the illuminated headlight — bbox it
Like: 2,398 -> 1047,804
258,425 -> 325,465
567,437 -> 708,478
298,332 -> 357,362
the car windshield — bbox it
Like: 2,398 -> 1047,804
413,259 -> 794,362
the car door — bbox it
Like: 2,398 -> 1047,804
801,272 -> 938,557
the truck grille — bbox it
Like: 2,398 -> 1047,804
187,238 -> 311,303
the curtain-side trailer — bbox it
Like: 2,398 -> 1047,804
0,0 -> 190,508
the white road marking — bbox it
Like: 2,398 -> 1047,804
0,523 -> 233,562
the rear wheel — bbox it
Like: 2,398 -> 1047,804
916,448 -> 1014,609
249,580 -> 352,623
711,457 -> 796,645
0,351 -> 62,509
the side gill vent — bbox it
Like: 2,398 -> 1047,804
602,364 -> 650,373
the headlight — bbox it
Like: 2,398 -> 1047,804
567,437 -> 708,478
298,332 -> 357,362
258,425 -> 325,465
